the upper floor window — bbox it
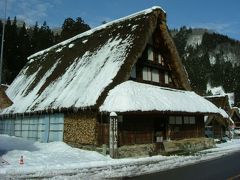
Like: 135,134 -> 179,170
142,67 -> 159,83
148,47 -> 154,61
164,72 -> 172,84
142,67 -> 151,81
165,72 -> 169,84
130,65 -> 136,78
158,54 -> 164,66
152,69 -> 159,83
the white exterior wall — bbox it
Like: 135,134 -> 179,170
0,113 -> 64,142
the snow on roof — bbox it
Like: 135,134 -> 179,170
100,81 -> 221,114
206,83 -> 234,107
1,7 -> 166,115
28,6 -> 165,60
2,36 -> 132,114
218,108 -> 229,119
206,84 -> 225,96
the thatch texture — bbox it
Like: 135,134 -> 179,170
205,95 -> 232,114
0,86 -> 12,109
1,6 -> 191,115
205,95 -> 234,126
157,22 -> 191,90
230,107 -> 240,126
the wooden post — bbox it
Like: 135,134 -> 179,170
109,112 -> 118,158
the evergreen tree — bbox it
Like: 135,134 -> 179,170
38,21 -> 54,49
17,23 -> 30,71
74,17 -> 90,34
60,18 -> 75,40
4,17 -> 18,83
60,17 -> 90,41
30,22 -> 40,53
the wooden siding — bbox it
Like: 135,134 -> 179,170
64,112 -> 98,146
116,114 -> 205,145
168,116 -> 205,140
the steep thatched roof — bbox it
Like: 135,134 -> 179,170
205,95 -> 232,114
0,85 -> 12,109
230,107 -> 240,124
1,6 -> 190,115
205,95 -> 234,126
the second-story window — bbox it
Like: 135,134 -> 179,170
148,47 -> 154,61
164,72 -> 172,84
142,67 -> 151,81
158,54 -> 164,66
142,67 -> 160,83
165,72 -> 169,84
152,69 -> 159,82
130,65 -> 136,78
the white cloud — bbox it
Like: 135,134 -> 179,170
1,0 -> 62,25
190,22 -> 240,37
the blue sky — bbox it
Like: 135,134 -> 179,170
1,0 -> 240,40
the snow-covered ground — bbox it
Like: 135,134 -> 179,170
1,135 -> 240,179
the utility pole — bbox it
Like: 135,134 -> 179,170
0,0 -> 7,84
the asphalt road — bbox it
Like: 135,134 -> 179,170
127,151 -> 240,180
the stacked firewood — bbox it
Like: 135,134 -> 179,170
64,113 -> 97,145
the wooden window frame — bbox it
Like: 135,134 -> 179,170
142,66 -> 160,83
147,47 -> 154,61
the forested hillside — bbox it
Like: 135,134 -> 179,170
0,17 -> 90,84
172,27 -> 240,105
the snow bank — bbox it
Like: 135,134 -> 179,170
0,135 -> 38,155
1,135 -> 240,179
0,135 -> 109,175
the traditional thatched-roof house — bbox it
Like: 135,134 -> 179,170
205,95 -> 234,138
230,107 -> 240,128
0,7 -> 221,156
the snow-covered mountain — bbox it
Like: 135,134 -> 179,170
185,28 -> 209,48
171,27 -> 240,105
171,28 -> 240,66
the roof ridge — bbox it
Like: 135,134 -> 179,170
28,6 -> 165,60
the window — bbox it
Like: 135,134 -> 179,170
183,116 -> 196,124
169,76 -> 172,83
142,67 -> 160,83
189,117 -> 196,124
148,47 -> 154,61
164,72 -> 173,84
169,116 -> 175,124
152,69 -> 159,82
169,116 -> 182,124
165,72 -> 169,84
142,67 -> 151,81
184,116 -> 189,124
158,54 -> 164,65
130,65 -> 136,78
176,116 -> 182,124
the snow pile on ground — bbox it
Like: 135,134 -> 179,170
1,135 -> 240,179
